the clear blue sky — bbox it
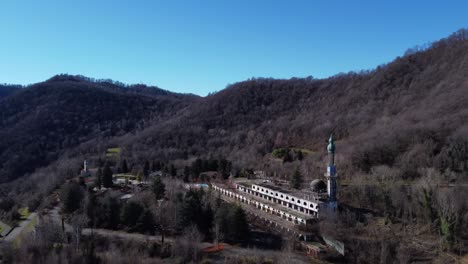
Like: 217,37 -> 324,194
0,0 -> 466,95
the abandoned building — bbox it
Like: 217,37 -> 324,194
212,134 -> 339,226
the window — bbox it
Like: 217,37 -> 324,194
286,196 -> 289,200
292,198 -> 295,202
280,195 -> 283,198
304,202 -> 307,206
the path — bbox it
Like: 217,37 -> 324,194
46,206 -> 73,232
0,220 -> 12,237
3,212 -> 38,243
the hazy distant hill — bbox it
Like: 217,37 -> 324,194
1,29 -> 468,183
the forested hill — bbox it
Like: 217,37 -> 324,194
123,29 -> 468,181
1,29 -> 468,183
0,85 -> 21,99
0,76 -> 198,182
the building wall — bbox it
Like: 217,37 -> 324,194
212,184 -> 316,225
248,184 -> 321,215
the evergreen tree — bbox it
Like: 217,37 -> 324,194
199,205 -> 214,240
136,209 -> 155,234
86,191 -> 96,227
215,204 -> 230,241
291,168 -> 303,189
98,194 -> 120,230
230,206 -> 250,244
177,190 -> 202,232
170,164 -> 177,177
152,177 -> 166,200
103,162 -> 113,188
95,167 -> 103,189
121,159 -> 129,174
120,201 -> 144,229
61,182 -> 84,214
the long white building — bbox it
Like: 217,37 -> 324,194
212,178 -> 327,225
212,134 -> 339,226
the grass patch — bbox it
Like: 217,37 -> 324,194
291,147 -> 313,154
106,147 -> 122,157
13,214 -> 38,247
0,221 -> 12,236
18,207 -> 30,219
107,147 -> 122,153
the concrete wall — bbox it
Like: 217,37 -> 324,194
213,184 -> 310,224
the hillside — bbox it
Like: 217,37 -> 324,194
0,85 -> 21,99
1,30 -> 468,185
0,76 -> 197,182
123,29 -> 468,182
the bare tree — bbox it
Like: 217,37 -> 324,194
173,225 -> 203,262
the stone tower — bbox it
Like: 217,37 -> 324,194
325,134 -> 338,209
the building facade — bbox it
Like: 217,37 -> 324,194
211,135 -> 339,226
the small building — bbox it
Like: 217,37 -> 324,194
303,242 -> 327,258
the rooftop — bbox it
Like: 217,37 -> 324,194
233,178 -> 327,203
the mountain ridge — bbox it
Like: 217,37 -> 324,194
1,29 -> 468,183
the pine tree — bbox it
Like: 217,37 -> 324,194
86,191 -> 96,227
230,206 -> 250,244
121,159 -> 129,174
103,162 -> 113,188
170,164 -> 177,177
291,168 -> 303,189
95,167 -> 103,189
61,182 -> 84,214
120,201 -> 144,228
152,177 -> 166,200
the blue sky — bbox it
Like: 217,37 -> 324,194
0,0 -> 466,95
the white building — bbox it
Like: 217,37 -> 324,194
212,134 -> 340,226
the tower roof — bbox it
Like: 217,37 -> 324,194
327,134 -> 335,153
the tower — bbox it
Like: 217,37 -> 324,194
325,134 -> 338,209
84,160 -> 88,173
